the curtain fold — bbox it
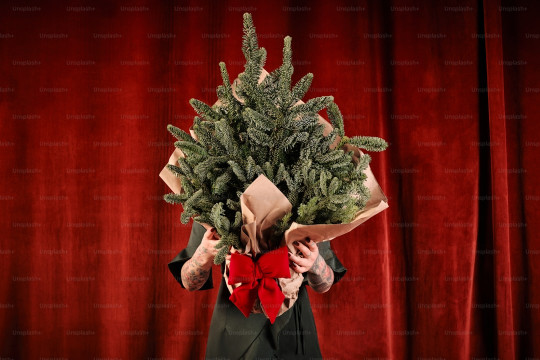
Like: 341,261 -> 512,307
483,0 -> 514,357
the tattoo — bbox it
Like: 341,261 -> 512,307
307,255 -> 334,293
181,247 -> 212,291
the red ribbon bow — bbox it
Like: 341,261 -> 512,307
227,246 -> 291,324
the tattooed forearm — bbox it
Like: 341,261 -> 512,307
181,247 -> 212,291
307,254 -> 334,293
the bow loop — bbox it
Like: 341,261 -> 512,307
228,252 -> 257,285
256,247 -> 292,279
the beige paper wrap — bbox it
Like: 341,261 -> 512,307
159,68 -> 389,319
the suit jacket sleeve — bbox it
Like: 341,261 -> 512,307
168,221 -> 213,290
302,240 -> 347,286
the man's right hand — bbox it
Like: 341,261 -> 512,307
195,227 -> 222,265
181,227 -> 223,291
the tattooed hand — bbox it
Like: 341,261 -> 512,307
288,239 -> 334,293
198,227 -> 222,260
181,227 -> 226,291
289,239 -> 319,273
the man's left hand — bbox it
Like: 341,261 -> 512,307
288,239 -> 319,273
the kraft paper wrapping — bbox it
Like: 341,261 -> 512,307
159,68 -> 389,319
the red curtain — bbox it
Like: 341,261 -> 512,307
1,0 -> 538,358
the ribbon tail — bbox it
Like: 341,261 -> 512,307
229,285 -> 258,318
258,278 -> 285,324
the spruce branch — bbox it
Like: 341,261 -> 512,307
242,13 -> 259,59
278,36 -> 293,108
290,96 -> 334,116
327,102 -> 345,136
167,124 -> 197,143
348,136 -> 389,152
163,192 -> 188,205
243,107 -> 274,131
189,98 -> 221,122
290,73 -> 314,105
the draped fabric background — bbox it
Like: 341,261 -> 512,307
1,0 -> 538,359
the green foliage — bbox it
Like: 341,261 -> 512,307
348,136 -> 389,152
167,124 -> 196,143
163,13 -> 389,264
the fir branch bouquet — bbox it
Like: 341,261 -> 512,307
162,13 -> 388,265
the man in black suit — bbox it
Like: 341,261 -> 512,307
168,221 -> 347,359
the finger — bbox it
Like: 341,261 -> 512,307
203,228 -> 216,240
210,228 -> 222,240
290,262 -> 304,273
306,239 -> 318,251
293,263 -> 309,273
289,253 -> 311,268
294,241 -> 312,258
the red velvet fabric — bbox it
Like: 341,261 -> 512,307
1,0 -> 538,359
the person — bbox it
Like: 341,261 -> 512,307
168,221 -> 347,359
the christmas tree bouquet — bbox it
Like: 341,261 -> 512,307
160,13 -> 389,323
